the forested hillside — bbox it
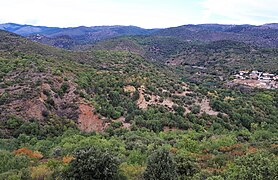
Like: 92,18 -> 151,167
0,28 -> 277,179
3,23 -> 278,49
0,23 -> 158,50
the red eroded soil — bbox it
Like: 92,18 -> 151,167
78,104 -> 104,132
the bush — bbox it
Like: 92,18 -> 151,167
0,168 -> 30,180
144,149 -> 178,180
0,150 -> 30,174
226,152 -> 278,180
175,154 -> 199,177
31,165 -> 53,180
119,163 -> 145,180
190,105 -> 201,114
64,147 -> 120,180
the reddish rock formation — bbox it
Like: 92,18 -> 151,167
78,104 -> 104,132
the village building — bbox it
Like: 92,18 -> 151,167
233,70 -> 278,89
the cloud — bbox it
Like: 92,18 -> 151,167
0,0 -> 276,28
0,0 -> 191,28
201,0 -> 278,24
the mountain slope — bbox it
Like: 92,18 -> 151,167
155,24 -> 278,48
1,30 -> 220,137
89,35 -> 278,90
0,23 -> 57,35
0,23 -> 158,49
92,36 -> 278,73
0,25 -> 278,180
0,30 -> 70,58
3,23 -> 278,50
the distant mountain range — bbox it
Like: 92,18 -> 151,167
155,24 -> 278,48
0,23 -> 158,49
1,23 -> 278,49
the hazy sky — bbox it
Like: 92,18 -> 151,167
0,0 -> 277,28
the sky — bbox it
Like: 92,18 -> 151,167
0,0 -> 278,28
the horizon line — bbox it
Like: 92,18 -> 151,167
1,22 -> 278,29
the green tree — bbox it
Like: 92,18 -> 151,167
144,149 -> 178,180
64,147 -> 120,180
175,154 -> 199,177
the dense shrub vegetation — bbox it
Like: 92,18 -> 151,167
0,30 -> 277,179
1,127 -> 278,179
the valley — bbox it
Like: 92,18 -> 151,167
0,23 -> 277,180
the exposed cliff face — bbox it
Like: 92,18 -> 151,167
78,104 -> 104,132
